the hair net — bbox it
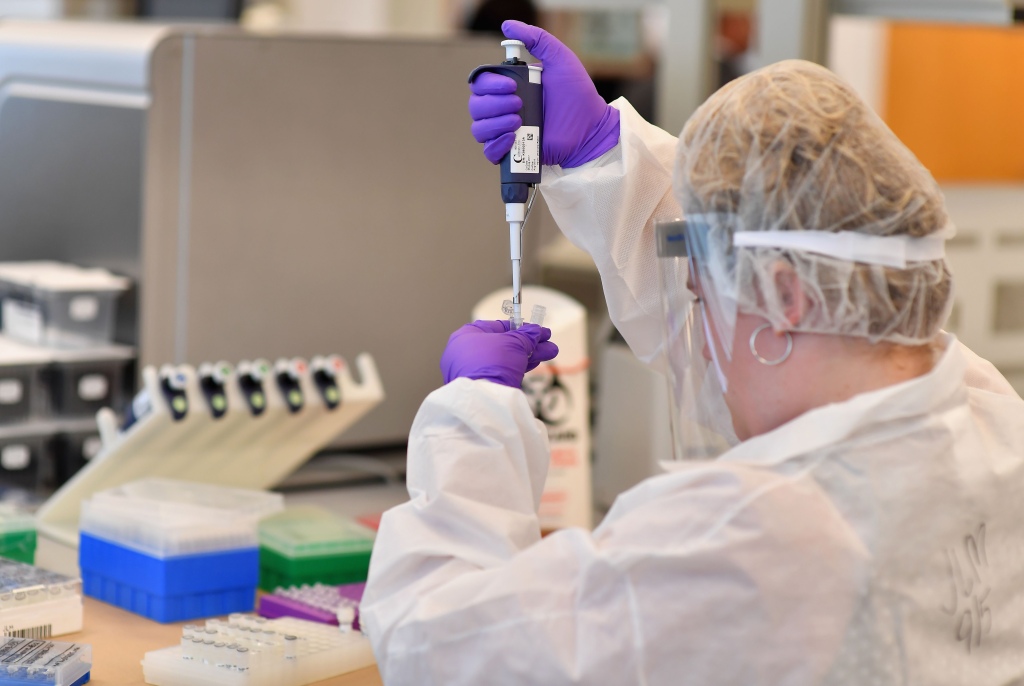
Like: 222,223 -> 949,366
673,59 -> 954,346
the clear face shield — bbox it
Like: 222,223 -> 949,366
656,219 -> 739,461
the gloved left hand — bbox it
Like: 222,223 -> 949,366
441,320 -> 558,389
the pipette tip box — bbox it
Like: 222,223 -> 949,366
77,478 -> 282,623
141,613 -> 374,686
0,558 -> 82,639
0,636 -> 91,686
258,507 -> 374,592
79,535 -> 258,624
0,503 -> 36,564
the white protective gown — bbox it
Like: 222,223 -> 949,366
361,100 -> 1024,685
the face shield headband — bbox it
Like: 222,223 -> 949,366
656,216 -> 953,461
677,213 -> 953,384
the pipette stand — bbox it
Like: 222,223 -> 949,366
35,354 -> 384,575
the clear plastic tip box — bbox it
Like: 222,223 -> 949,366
0,262 -> 130,350
0,637 -> 91,686
258,507 -> 375,592
142,613 -> 373,686
78,478 -> 283,623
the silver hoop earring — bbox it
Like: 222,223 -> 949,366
749,323 -> 793,366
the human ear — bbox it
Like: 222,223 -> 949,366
771,261 -> 808,327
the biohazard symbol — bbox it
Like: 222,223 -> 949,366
522,369 -> 571,426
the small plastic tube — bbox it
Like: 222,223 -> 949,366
530,304 -> 546,327
234,646 -> 251,671
284,634 -> 299,659
336,604 -> 356,629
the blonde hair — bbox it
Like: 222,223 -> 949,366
674,60 -> 953,343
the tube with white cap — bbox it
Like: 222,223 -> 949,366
468,40 -> 543,329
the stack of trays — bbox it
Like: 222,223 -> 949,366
258,507 -> 375,592
78,478 -> 283,622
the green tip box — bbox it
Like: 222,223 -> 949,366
258,506 -> 375,592
0,502 -> 36,564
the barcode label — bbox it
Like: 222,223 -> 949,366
4,625 -> 52,639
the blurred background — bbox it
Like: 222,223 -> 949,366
0,0 -> 1021,508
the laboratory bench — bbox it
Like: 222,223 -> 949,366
56,466 -> 410,686
77,595 -> 382,685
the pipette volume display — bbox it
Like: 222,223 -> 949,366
468,39 -> 543,331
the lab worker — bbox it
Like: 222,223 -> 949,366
361,21 -> 1024,685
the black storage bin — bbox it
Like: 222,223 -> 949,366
0,336 -> 51,424
48,347 -> 134,419
0,426 -> 53,490
53,428 -> 103,487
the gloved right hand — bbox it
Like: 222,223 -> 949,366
468,20 -> 620,168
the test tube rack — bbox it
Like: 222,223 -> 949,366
141,613 -> 374,686
258,582 -> 365,629
34,353 -> 384,570
0,558 -> 82,639
0,636 -> 91,686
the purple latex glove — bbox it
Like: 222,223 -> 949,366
441,320 -> 558,388
468,20 -> 620,168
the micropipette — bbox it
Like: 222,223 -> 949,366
469,40 -> 543,329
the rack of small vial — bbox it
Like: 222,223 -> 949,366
0,635 -> 92,686
0,556 -> 83,639
0,261 -> 133,495
142,613 -> 374,686
259,582 -> 365,630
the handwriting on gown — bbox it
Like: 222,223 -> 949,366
941,523 -> 991,654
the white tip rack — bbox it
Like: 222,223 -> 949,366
141,613 -> 374,686
34,354 -> 384,575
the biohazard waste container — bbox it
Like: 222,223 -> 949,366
473,286 -> 591,530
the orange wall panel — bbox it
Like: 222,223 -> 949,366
885,23 -> 1024,181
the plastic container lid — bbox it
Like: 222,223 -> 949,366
0,334 -> 134,367
0,557 -> 81,610
0,334 -> 53,367
259,506 -> 375,559
79,477 -> 284,558
0,261 -> 130,293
